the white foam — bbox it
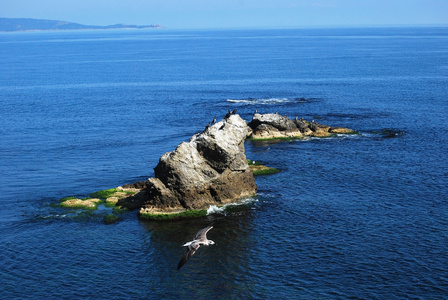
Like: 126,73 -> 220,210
42,214 -> 68,219
207,205 -> 225,214
206,197 -> 258,215
226,97 -> 292,105
226,99 -> 252,103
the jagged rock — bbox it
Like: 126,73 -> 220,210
122,181 -> 151,190
294,118 -> 308,131
249,113 -> 302,139
250,113 -> 297,131
136,114 -> 257,216
294,118 -> 314,136
248,113 -> 356,139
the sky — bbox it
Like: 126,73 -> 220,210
1,0 -> 448,29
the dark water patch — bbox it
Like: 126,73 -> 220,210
368,128 -> 407,138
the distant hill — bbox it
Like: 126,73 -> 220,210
0,18 -> 162,32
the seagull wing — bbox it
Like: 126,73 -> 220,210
194,226 -> 213,241
177,242 -> 200,270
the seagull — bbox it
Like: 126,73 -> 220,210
177,226 -> 215,270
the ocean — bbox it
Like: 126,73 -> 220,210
0,27 -> 447,299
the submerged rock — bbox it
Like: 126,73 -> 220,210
248,113 -> 357,140
126,114 -> 257,218
247,159 -> 280,176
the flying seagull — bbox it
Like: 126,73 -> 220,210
177,226 -> 215,270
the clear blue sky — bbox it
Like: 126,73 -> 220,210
1,0 -> 447,29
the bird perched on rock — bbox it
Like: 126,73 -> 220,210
212,116 -> 217,124
177,226 -> 215,270
231,109 -> 237,114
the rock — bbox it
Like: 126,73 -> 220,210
55,112 -> 357,219
248,113 -> 356,139
247,159 -> 280,176
137,114 -> 257,217
59,197 -> 103,209
309,122 -> 330,132
294,118 -> 309,131
251,124 -> 284,139
249,113 -> 302,139
329,127 -> 357,134
250,113 -> 297,131
122,181 -> 151,190
105,197 -> 119,207
116,183 -> 152,210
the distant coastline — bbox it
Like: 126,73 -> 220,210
0,18 -> 163,32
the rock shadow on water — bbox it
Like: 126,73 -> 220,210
138,202 -> 260,298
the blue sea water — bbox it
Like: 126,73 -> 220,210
1,27 -> 447,299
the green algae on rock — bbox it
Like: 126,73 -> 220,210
103,214 -> 120,224
90,188 -> 118,199
59,197 -> 103,210
90,188 -> 136,199
247,159 -> 280,176
138,209 -> 208,221
57,187 -> 139,212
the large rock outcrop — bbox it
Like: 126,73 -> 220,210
248,113 -> 357,139
131,114 -> 257,217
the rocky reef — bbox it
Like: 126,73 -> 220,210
56,112 -> 357,221
248,113 -> 357,140
118,114 -> 257,220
